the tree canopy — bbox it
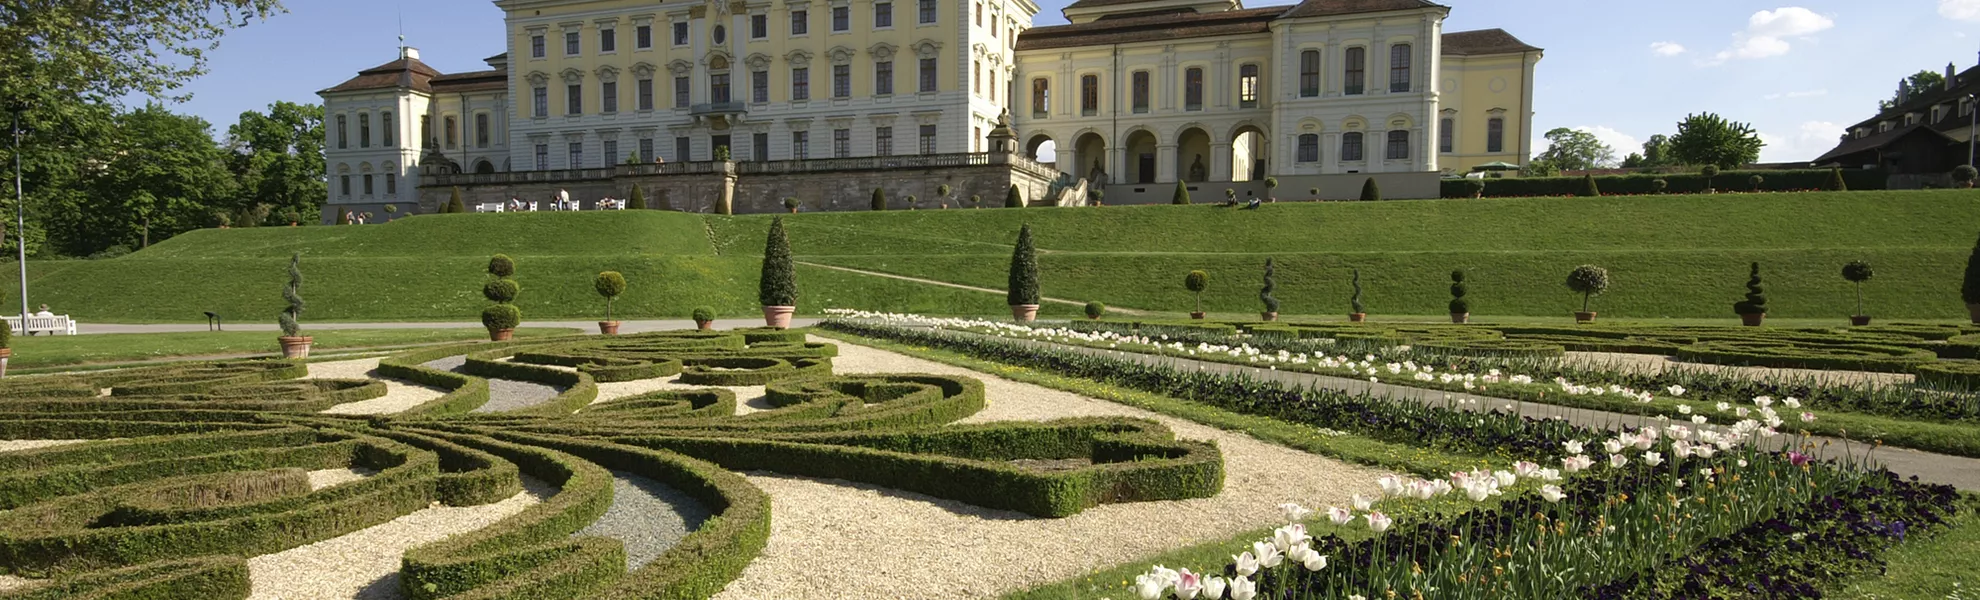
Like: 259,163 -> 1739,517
1668,113 -> 1765,169
1534,128 -> 1616,171
1881,69 -> 1947,111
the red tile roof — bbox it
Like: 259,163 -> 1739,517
320,57 -> 444,95
1277,0 -> 1444,19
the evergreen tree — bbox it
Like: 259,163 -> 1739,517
1359,177 -> 1382,201
627,184 -> 647,209
1007,225 -> 1040,306
871,187 -> 888,211
1350,269 -> 1365,314
759,217 -> 798,307
1733,262 -> 1768,316
1172,180 -> 1191,205
279,253 -> 305,337
1005,184 -> 1024,208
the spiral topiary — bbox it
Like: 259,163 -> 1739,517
1350,268 -> 1365,314
1259,258 -> 1279,314
278,253 -> 305,337
1733,262 -> 1766,316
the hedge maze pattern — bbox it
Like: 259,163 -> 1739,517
0,329 -> 1224,599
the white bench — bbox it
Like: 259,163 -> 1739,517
3,315 -> 77,336
475,203 -> 506,213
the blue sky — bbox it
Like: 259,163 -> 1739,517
156,0 -> 1980,163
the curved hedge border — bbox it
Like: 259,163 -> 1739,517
1673,340 -> 1939,373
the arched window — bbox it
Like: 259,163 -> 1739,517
1297,134 -> 1319,162
1341,132 -> 1364,161
1389,44 -> 1412,92
1486,117 -> 1505,153
1386,130 -> 1409,159
1080,74 -> 1098,116
1238,64 -> 1259,108
1344,47 -> 1365,95
1299,50 -> 1320,97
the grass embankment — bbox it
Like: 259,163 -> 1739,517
6,328 -> 577,369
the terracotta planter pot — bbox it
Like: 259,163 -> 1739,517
1574,311 -> 1597,323
1190,312 -> 1206,320
1451,313 -> 1469,324
1011,304 -> 1040,323
1087,314 -> 1102,320
696,320 -> 715,331
598,321 -> 621,335
0,348 -> 11,378
1850,315 -> 1872,326
762,305 -> 796,329
1739,313 -> 1765,327
1261,312 -> 1278,322
1348,313 -> 1367,323
1970,303 -> 1980,325
489,328 -> 515,342
277,336 -> 314,359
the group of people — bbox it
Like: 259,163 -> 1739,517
338,211 -> 371,224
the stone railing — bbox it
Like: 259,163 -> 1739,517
428,167 -> 618,187
735,152 -> 1004,175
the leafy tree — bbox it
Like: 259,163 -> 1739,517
759,217 -> 797,307
1172,180 -> 1191,205
58,103 -> 235,253
1880,70 -> 1948,110
627,184 -> 646,209
1668,113 -> 1764,169
279,252 -> 304,337
1621,134 -> 1676,169
1359,177 -> 1381,201
1518,159 -> 1559,177
1535,127 -> 1617,171
594,271 -> 626,321
0,0 -> 281,107
871,187 -> 887,211
224,101 -> 324,225
1577,175 -> 1600,197
1007,224 -> 1039,306
1620,153 -> 1647,169
1842,261 -> 1873,317
1449,270 -> 1469,315
1733,262 -> 1767,316
1005,184 -> 1023,208
1184,270 -> 1209,314
1566,265 -> 1609,313
1259,258 -> 1279,314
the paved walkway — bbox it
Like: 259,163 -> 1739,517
794,261 -> 1149,316
928,329 -> 1980,492
78,318 -> 821,335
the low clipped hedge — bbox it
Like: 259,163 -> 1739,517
1673,340 -> 1939,373
1439,168 -> 1886,198
1916,360 -> 1980,390
0,556 -> 250,600
679,356 -> 832,386
460,351 -> 597,416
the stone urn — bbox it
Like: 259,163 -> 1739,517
1011,304 -> 1040,323
1451,313 -> 1469,324
763,306 -> 796,329
1850,315 -> 1872,326
489,328 -> 515,342
1574,311 -> 1597,323
1260,312 -> 1277,322
277,336 -> 314,359
1348,313 -> 1367,323
1739,313 -> 1765,327
598,321 -> 621,335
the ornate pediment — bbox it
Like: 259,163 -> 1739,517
912,39 -> 942,59
595,65 -> 620,83
631,62 -> 658,78
868,42 -> 897,60
526,71 -> 550,86
703,49 -> 734,69
668,59 -> 695,76
784,49 -> 813,66
560,68 -> 585,84
827,46 -> 856,65
746,53 -> 773,70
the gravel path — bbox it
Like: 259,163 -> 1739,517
0,439 -> 90,453
245,476 -> 557,600
307,467 -> 379,491
314,358 -> 447,415
706,337 -> 1389,600
575,472 -> 713,570
591,377 -> 771,414
416,356 -> 566,414
1566,351 -> 1914,386
0,576 -> 41,592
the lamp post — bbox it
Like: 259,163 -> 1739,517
9,111 -> 23,320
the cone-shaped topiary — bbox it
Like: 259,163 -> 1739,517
1733,262 -> 1767,316
871,187 -> 888,211
279,253 -> 305,337
1350,268 -> 1365,313
595,271 -> 627,321
1084,301 -> 1106,319
1005,184 -> 1024,208
760,217 -> 798,307
1259,258 -> 1279,314
1566,265 -> 1609,313
336,210 -> 351,225
1173,180 -> 1191,205
1577,175 -> 1600,197
1843,261 -> 1873,317
1008,224 -> 1040,306
448,187 -> 466,213
1185,270 -> 1209,314
628,184 -> 647,209
1449,269 -> 1469,315
1963,232 -> 1980,305
1360,177 -> 1381,201
1826,167 -> 1848,192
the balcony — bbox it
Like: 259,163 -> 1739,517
690,102 -> 748,127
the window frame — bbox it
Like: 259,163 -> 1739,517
833,64 -> 851,98
792,67 -> 811,100
476,113 -> 491,148
1438,117 -> 1453,153
831,5 -> 849,31
874,1 -> 893,28
1299,50 -> 1320,97
531,34 -> 546,58
1184,67 -> 1203,111
1238,63 -> 1259,108
1297,134 -> 1319,162
751,14 -> 768,38
673,22 -> 689,46
1344,47 -> 1366,95
1386,129 -> 1409,160
601,81 -> 619,113
568,142 -> 584,168
674,76 -> 691,108
1342,131 -> 1364,162
1131,71 -> 1149,113
919,124 -> 937,154
636,25 -> 652,49
876,126 -> 893,155
919,0 -> 937,24
1080,73 -> 1098,116
919,57 -> 937,93
566,83 -> 583,116
752,69 -> 770,103
875,60 -> 894,95
533,86 -> 549,118
637,78 -> 655,111
1486,117 -> 1505,153
1031,78 -> 1049,116
600,27 -> 616,53
792,131 -> 809,159
565,30 -> 581,56
1389,44 -> 1412,93
791,10 -> 808,35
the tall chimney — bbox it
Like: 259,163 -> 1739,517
401,46 -> 420,61
1951,62 -> 1959,91
1898,79 -> 1909,105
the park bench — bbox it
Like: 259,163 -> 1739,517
2,314 -> 78,336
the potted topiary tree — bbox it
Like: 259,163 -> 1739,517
594,271 -> 627,334
282,209 -> 301,226
1733,262 -> 1767,327
904,194 -> 918,210
692,306 -> 716,330
1259,258 -> 1279,321
1308,187 -> 1321,201
1576,175 -> 1600,197
783,197 -> 801,213
1089,188 -> 1105,206
1964,231 -> 1980,324
1084,301 -> 1106,320
1008,224 -> 1040,322
1700,165 -> 1720,193
1173,180 -> 1191,205
1651,179 -> 1668,194
1956,165 -> 1979,189
760,217 -> 798,328
1826,167 -> 1848,191
1360,177 -> 1382,201
1348,268 -> 1366,322
1184,270 -> 1209,319
1566,265 -> 1608,323
1462,179 -> 1485,199
1263,177 -> 1279,202
871,187 -> 888,211
1448,269 -> 1470,324
937,184 -> 952,208
213,212 -> 231,229
384,204 -> 398,221
1842,260 -> 1873,326
482,254 -> 521,341
1747,174 -> 1765,192
1223,188 -> 1237,207
969,194 -> 982,209
277,253 -> 312,358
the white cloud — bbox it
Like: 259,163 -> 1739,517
1649,42 -> 1687,57
1759,121 -> 1846,162
1706,7 -> 1835,64
1575,126 -> 1641,162
1762,89 -> 1829,100
1942,0 -> 1980,21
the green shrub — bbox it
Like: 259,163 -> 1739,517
904,194 -> 917,208
1259,258 -> 1279,314
1084,301 -> 1106,319
936,184 -> 951,200
713,145 -> 731,161
487,255 -> 515,278
1350,268 -> 1365,314
1172,181 -> 1190,205
1955,165 -> 1979,187
481,304 -> 522,331
448,187 -> 466,213
1843,261 -> 1873,316
1449,269 -> 1469,315
627,184 -> 646,210
1360,177 -> 1382,201
1184,270 -> 1209,314
280,209 -> 301,224
1438,168 -> 1883,198
782,197 -> 800,211
1007,225 -> 1040,306
482,279 -> 520,304
594,272 -> 627,321
1748,174 -> 1765,191
871,187 -> 887,211
1308,187 -> 1320,200
759,217 -> 797,307
969,194 -> 982,206
1460,179 -> 1485,198
1652,179 -> 1668,193
278,253 -> 304,337
1700,165 -> 1721,189
693,306 -> 716,322
1005,184 -> 1024,208
1566,265 -> 1609,313
1733,262 -> 1767,316
1966,232 -> 1980,305
1577,175 -> 1600,197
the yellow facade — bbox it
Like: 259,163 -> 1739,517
1438,51 -> 1540,173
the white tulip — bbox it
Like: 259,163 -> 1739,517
1202,576 -> 1228,599
1328,506 -> 1355,525
1229,576 -> 1257,600
1351,493 -> 1374,511
1134,574 -> 1166,600
1278,502 -> 1312,523
1540,484 -> 1566,502
1643,451 -> 1664,467
1251,541 -> 1283,568
1232,551 -> 1259,577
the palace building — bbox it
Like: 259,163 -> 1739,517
320,0 -> 1540,219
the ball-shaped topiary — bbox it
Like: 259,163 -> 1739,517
481,304 -> 522,331
483,278 -> 520,304
783,197 -> 801,211
1308,187 -> 1321,200
692,306 -> 716,322
1084,301 -> 1106,319
1448,269 -> 1469,315
1732,262 -> 1767,316
1700,165 -> 1721,190
1843,260 -> 1873,317
937,184 -> 952,199
1565,265 -> 1610,313
1184,270 -> 1209,314
594,271 -> 627,321
488,255 -> 516,278
969,194 -> 982,206
1747,174 -> 1765,191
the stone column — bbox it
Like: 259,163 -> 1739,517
1211,142 -> 1232,182
1157,144 -> 1178,182
1323,132 -> 1338,174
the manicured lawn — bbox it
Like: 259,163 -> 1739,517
5,327 -> 579,369
137,211 -> 718,258
1824,494 -> 1980,599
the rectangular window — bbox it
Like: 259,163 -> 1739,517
1238,64 -> 1258,108
603,140 -> 618,165
1386,130 -> 1409,160
567,84 -> 583,115
565,31 -> 580,55
752,14 -> 767,38
382,111 -> 394,146
874,2 -> 892,27
601,81 -> 618,113
875,126 -> 893,155
1184,67 -> 1203,111
833,128 -> 850,158
711,73 -> 731,103
444,116 -> 457,149
676,136 -> 692,161
919,58 -> 937,92
420,115 -> 431,147
875,61 -> 893,95
1390,44 -> 1412,93
1080,74 -> 1098,116
600,28 -> 616,52
752,70 -> 769,103
1031,78 -> 1049,116
336,115 -> 347,149
674,76 -> 690,108
673,22 -> 689,45
535,144 -> 548,170
791,10 -> 808,34
386,173 -> 397,195
533,87 -> 549,118
919,124 -> 936,154
569,142 -> 584,168
753,132 -> 769,161
531,34 -> 545,58
832,6 -> 849,31
339,175 -> 350,196
1486,118 -> 1504,153
476,113 -> 490,147
792,67 -> 810,100
833,64 -> 850,98
974,61 -> 981,95
990,12 -> 998,35
792,131 -> 808,159
363,174 -> 373,195
637,25 -> 652,48
973,126 -> 981,152
639,138 -> 654,163
1438,118 -> 1452,153
1297,134 -> 1319,162
975,2 -> 982,25
1131,71 -> 1149,113
1344,47 -> 1365,95
1299,50 -> 1320,97
919,0 -> 937,23
359,113 -> 371,148
1342,132 -> 1364,161
637,78 -> 654,110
